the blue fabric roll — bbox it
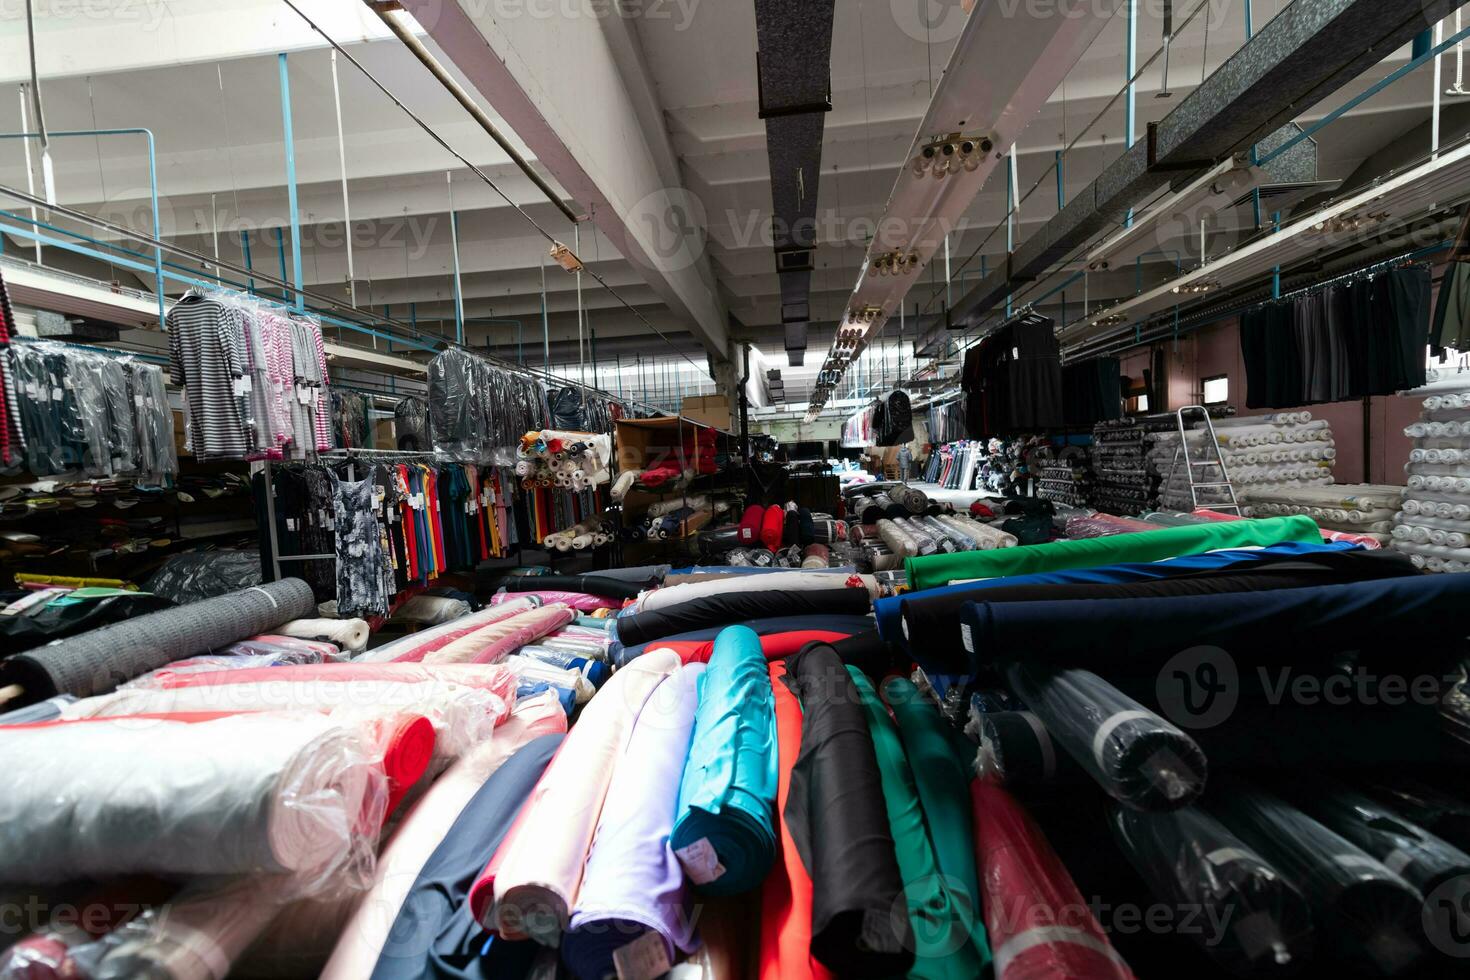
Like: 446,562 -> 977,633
516,681 -> 576,716
369,733 -> 562,980
516,645 -> 609,686
960,573 -> 1470,672
873,539 -> 1361,644
669,625 -> 778,896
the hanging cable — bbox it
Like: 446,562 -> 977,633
22,0 -> 55,205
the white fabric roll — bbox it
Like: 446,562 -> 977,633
633,569 -> 879,612
277,619 -> 370,654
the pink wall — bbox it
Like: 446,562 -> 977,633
1147,317 -> 1416,486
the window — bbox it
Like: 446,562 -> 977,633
1133,393 -> 1150,413
1202,374 -> 1229,405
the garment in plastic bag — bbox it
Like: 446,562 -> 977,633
144,551 -> 263,605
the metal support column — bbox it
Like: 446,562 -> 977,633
278,53 -> 305,311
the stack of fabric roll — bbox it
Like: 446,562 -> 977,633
1241,484 -> 1400,547
543,517 -> 613,551
1393,384 -> 1470,571
515,430 -> 612,491
1091,418 -> 1153,515
1034,444 -> 1093,507
1148,412 -> 1336,511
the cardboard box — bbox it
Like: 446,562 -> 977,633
680,394 -> 732,431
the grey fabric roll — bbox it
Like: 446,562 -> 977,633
0,579 -> 316,703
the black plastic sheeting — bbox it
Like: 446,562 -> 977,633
145,550 -> 263,605
613,587 -> 871,648
1110,804 -> 1315,976
781,643 -> 912,978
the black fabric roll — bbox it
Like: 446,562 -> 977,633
904,548 -> 1418,666
498,574 -> 640,600
782,644 -> 913,978
614,588 -> 872,647
0,579 -> 316,704
1006,660 -> 1207,811
825,630 -> 899,682
1206,779 -> 1428,976
1364,777 -> 1470,854
975,710 -> 1086,790
1110,805 -> 1314,976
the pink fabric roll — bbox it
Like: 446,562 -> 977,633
366,598 -> 542,664
126,662 -> 518,703
467,650 -> 682,943
490,590 -> 620,612
420,605 -> 574,665
315,691 -> 569,980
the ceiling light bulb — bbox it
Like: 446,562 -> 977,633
963,154 -> 981,172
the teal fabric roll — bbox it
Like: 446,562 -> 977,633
670,624 -> 778,896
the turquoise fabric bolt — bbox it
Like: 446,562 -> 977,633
669,624 -> 779,896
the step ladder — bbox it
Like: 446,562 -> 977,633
1164,405 -> 1242,514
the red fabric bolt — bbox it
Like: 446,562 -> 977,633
970,501 -> 995,519
739,504 -> 767,543
372,713 -> 436,825
761,504 -> 786,552
971,779 -> 1135,980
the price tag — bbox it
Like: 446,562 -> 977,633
674,837 -> 725,885
613,930 -> 671,980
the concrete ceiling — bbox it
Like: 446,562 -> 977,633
0,0 -> 1456,407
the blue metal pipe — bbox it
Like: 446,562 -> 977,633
278,53 -> 305,312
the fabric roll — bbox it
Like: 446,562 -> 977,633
501,656 -> 597,705
1206,780 -> 1426,975
0,579 -> 317,703
904,515 -> 1321,590
782,644 -> 913,978
421,605 -> 574,665
1363,777 -> 1470,854
960,573 -> 1470,673
470,651 -> 682,944
563,664 -> 705,979
800,544 -> 830,569
1110,805 -> 1314,976
671,627 -> 778,897
973,710 -> 1086,790
613,614 -> 876,668
489,590 -> 619,613
739,504 -> 766,543
375,714 -> 436,820
851,668 -> 987,979
761,505 -> 785,552
498,574 -> 640,600
882,677 -> 983,946
972,780 -> 1135,980
276,617 -> 370,653
635,571 -> 877,613
615,588 -> 873,648
760,661 -> 833,980
1006,661 -> 1207,812
872,539 -> 1359,646
0,712 -> 382,889
366,599 -> 541,664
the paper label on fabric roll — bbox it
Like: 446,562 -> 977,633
674,837 -> 726,884
960,622 -> 973,652
613,930 -> 671,980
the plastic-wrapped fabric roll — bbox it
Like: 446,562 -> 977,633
882,677 -> 983,942
421,605 -> 575,665
635,571 -> 878,613
873,539 -> 1362,648
962,573 -> 1470,674
614,588 -> 873,648
851,668 -> 987,979
972,710 -> 1086,790
971,780 -> 1135,980
759,660 -> 833,980
782,643 -> 913,978
1364,777 -> 1470,854
904,515 -> 1322,590
1286,778 -> 1470,954
614,614 -> 876,667
1206,780 -> 1427,975
0,712 -> 383,890
761,505 -> 786,552
489,590 -> 618,613
500,656 -> 597,705
276,617 -> 370,653
1064,513 -> 1162,538
800,543 -> 830,569
0,579 -> 317,703
1006,660 -> 1207,812
362,599 -> 542,664
469,651 -> 682,943
670,627 -> 778,897
514,647 -> 610,688
498,574 -> 640,600
1110,805 -> 1314,976
563,664 -> 704,979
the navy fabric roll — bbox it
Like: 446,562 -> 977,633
369,733 -> 562,980
959,573 -> 1470,673
612,614 -> 875,667
614,588 -> 872,648
670,627 -> 778,896
872,539 -> 1361,645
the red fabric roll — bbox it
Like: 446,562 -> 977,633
739,504 -> 766,543
760,661 -> 833,980
761,505 -> 786,552
971,780 -> 1135,980
676,630 -> 858,666
370,713 -> 436,824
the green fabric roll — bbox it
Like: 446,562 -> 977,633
849,667 -> 989,979
904,515 -> 1322,591
881,675 -> 984,958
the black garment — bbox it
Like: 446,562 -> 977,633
959,314 -> 1063,436
1387,265 -> 1431,390
1060,357 -> 1122,426
394,396 -> 429,452
548,385 -> 586,430
782,644 -> 914,979
613,587 -> 872,647
876,390 -> 913,446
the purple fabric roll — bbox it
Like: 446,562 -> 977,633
562,662 -> 704,978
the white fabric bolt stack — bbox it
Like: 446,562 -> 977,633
1239,484 -> 1402,544
1147,413 -> 1336,511
1394,389 -> 1470,571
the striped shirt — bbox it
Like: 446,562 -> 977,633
167,296 -> 249,459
